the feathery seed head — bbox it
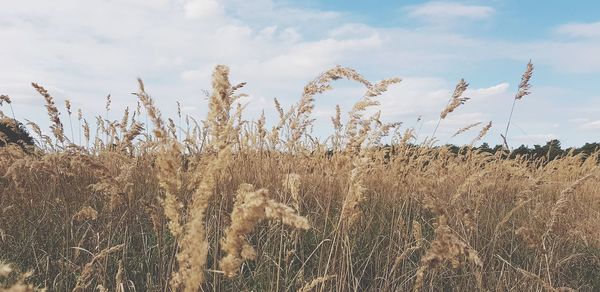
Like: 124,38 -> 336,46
515,60 -> 534,100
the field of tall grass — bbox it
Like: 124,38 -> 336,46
0,64 -> 599,291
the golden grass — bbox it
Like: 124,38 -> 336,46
0,63 -> 599,291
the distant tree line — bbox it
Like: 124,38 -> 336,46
444,139 -> 600,161
0,118 -> 597,163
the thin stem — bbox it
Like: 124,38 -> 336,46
504,98 -> 517,149
68,114 -> 74,143
8,103 -> 16,121
431,117 -> 442,140
106,109 -> 109,145
431,97 -> 453,141
146,112 -> 149,138
78,119 -> 82,146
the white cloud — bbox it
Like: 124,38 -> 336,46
280,28 -> 302,43
469,83 -> 510,99
226,0 -> 341,24
406,1 -> 494,22
512,133 -> 557,145
569,118 -> 589,123
181,69 -> 211,82
425,112 -> 486,126
373,80 -> 514,143
556,22 -> 600,39
379,77 -> 448,117
183,0 -> 223,19
0,0 -> 597,147
379,81 -> 509,119
581,120 -> 600,130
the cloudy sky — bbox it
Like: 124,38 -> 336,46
1,0 -> 599,146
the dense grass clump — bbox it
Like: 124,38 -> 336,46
0,64 -> 599,291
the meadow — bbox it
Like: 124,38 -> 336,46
0,64 -> 599,291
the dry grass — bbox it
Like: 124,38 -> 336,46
0,64 -> 599,291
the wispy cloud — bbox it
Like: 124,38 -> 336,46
406,1 -> 494,22
580,120 -> 600,130
556,21 -> 600,38
469,83 -> 510,99
512,133 -> 557,145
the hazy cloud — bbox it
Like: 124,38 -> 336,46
581,120 -> 600,130
406,1 -> 494,22
183,0 -> 224,19
556,21 -> 600,39
0,0 -> 597,147
512,133 -> 557,145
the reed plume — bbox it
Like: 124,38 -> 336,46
32,83 -> 66,144
0,95 -> 16,120
72,206 -> 98,222
121,122 -> 144,151
471,121 -> 492,145
155,141 -> 184,237
120,107 -> 129,133
340,77 -> 400,230
83,119 -> 90,147
133,79 -> 166,140
504,60 -> 534,148
77,108 -> 83,145
283,173 -> 302,210
170,65 -> 239,291
73,244 -> 124,292
298,275 -> 336,292
65,99 -> 75,142
431,79 -> 469,139
0,95 -> 11,105
546,173 -> 595,235
451,122 -> 481,138
440,79 -> 469,119
413,216 -> 483,291
0,262 -> 35,291
219,184 -> 310,277
287,66 -> 371,150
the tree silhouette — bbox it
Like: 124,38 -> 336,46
0,118 -> 35,150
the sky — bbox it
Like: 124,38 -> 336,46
1,0 -> 599,147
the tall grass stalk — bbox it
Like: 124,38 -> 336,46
503,60 -> 534,149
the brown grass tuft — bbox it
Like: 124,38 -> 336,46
219,184 -> 310,277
